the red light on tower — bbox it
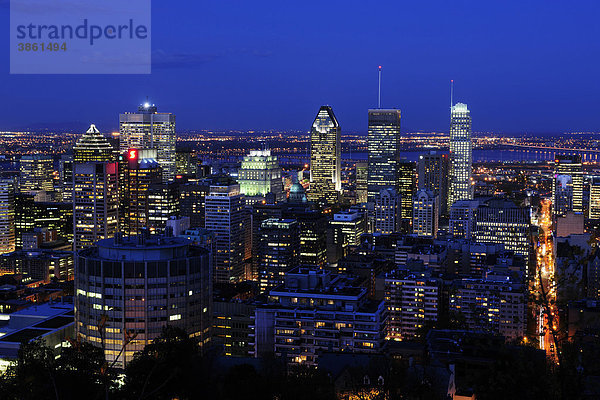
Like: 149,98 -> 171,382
128,149 -> 137,160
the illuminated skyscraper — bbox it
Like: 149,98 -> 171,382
118,149 -> 163,236
355,161 -> 368,204
19,155 -> 54,194
448,103 -> 472,210
148,183 -> 180,234
0,179 -> 15,254
238,149 -> 284,204
553,154 -> 583,217
589,177 -> 600,220
119,104 -> 176,182
397,160 -> 416,224
73,124 -> 114,163
257,218 -> 299,293
73,162 -> 118,251
418,151 -> 449,216
205,184 -> 245,283
367,109 -> 401,202
308,106 -> 341,204
412,189 -> 439,238
374,188 -> 401,234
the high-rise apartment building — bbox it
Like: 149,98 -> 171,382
374,188 -> 401,234
19,155 -> 54,194
118,149 -> 163,236
257,218 -> 299,293
205,184 -> 245,283
308,106 -> 341,204
0,179 -> 16,254
412,189 -> 439,238
119,104 -> 176,182
238,149 -> 284,204
448,103 -> 472,210
553,154 -> 583,217
73,162 -> 118,250
418,151 -> 449,216
75,235 -> 211,368
73,124 -> 114,163
367,109 -> 401,202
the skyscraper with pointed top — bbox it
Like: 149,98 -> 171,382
448,102 -> 473,209
308,106 -> 341,204
73,124 -> 114,163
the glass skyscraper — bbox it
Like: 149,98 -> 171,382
553,154 -> 583,217
448,103 -> 473,210
308,106 -> 341,204
367,109 -> 401,203
119,104 -> 176,183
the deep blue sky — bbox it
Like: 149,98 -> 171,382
1,0 -> 600,133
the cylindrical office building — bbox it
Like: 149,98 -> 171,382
75,235 -> 211,368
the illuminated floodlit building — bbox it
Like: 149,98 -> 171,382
73,162 -> 118,251
75,235 -> 211,368
553,154 -> 583,217
73,124 -> 114,163
119,104 -> 176,182
367,109 -> 401,203
0,179 -> 15,254
238,149 -> 284,204
448,103 -> 472,210
308,106 -> 341,204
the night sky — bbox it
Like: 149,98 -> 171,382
1,0 -> 599,133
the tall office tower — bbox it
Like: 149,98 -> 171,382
418,151 -> 449,216
329,210 -> 366,265
175,149 -> 197,176
553,154 -> 583,217
367,109 -> 401,202
308,106 -> 341,204
257,218 -> 299,293
412,189 -> 439,238
0,179 -> 16,254
238,149 -> 284,204
355,162 -> 368,204
148,182 -> 180,234
398,160 -> 416,224
282,206 -> 327,270
119,103 -> 176,182
119,149 -> 163,236
73,162 -> 118,251
589,177 -> 600,220
58,155 -> 73,203
179,182 -> 210,228
474,198 -> 532,276
205,184 -> 245,283
252,196 -> 283,279
385,271 -> 440,340
448,103 -> 473,210
73,124 -> 114,163
76,235 -> 211,368
19,155 -> 54,194
374,188 -> 401,234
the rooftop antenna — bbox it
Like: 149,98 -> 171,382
378,66 -> 382,108
450,79 -> 454,111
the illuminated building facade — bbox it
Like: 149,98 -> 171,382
118,149 -> 163,236
553,154 -> 583,217
385,272 -> 440,340
329,210 -> 366,262
148,183 -> 180,234
205,184 -> 245,283
73,124 -> 114,163
308,106 -> 341,204
73,162 -> 118,251
418,151 -> 449,216
119,104 -> 176,182
75,235 -> 211,368
0,179 -> 15,254
355,161 -> 368,204
589,177 -> 600,220
257,218 -> 299,293
412,189 -> 439,238
448,103 -> 472,210
367,109 -> 401,203
260,268 -> 387,365
19,155 -> 54,194
398,160 -> 416,224
175,149 -> 197,176
179,183 -> 210,228
238,149 -> 284,204
374,188 -> 401,234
